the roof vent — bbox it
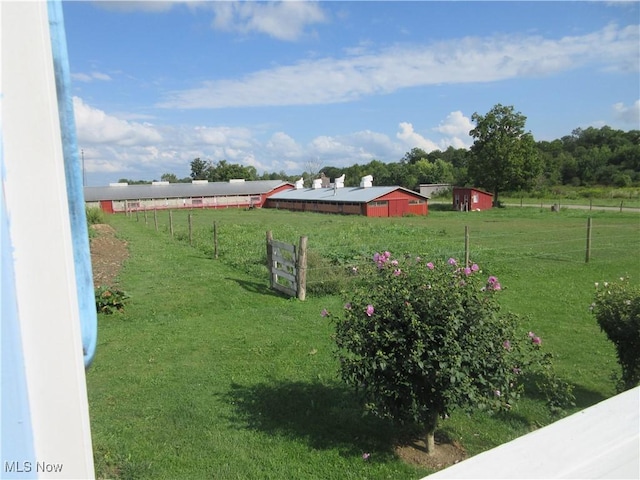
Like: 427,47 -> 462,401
192,180 -> 208,184
229,178 -> 245,183
334,174 -> 345,189
360,175 -> 373,188
295,177 -> 304,189
152,181 -> 169,186
109,182 -> 128,187
312,178 -> 322,189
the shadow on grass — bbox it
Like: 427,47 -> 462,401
571,383 -> 609,409
226,277 -> 290,298
223,381 -> 405,459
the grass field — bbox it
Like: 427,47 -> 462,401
88,206 -> 639,479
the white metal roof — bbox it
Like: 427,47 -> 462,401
84,180 -> 292,202
425,386 -> 639,479
269,186 -> 428,204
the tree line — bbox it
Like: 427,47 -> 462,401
119,104 -> 639,206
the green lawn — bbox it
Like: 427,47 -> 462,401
88,207 -> 639,479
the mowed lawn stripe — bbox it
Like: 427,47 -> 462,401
88,215 -> 424,479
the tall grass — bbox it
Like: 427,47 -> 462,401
88,207 -> 639,479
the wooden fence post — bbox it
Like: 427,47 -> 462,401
585,217 -> 592,263
213,221 -> 218,259
189,214 -> 193,246
266,231 -> 274,288
296,236 -> 308,301
144,208 -> 148,225
169,210 -> 174,238
136,210 -> 139,222
464,226 -> 470,265
154,209 -> 158,231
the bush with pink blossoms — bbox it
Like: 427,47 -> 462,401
329,252 -> 573,453
592,277 -> 640,392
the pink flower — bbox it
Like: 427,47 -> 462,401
362,453 -> 371,461
528,331 -> 535,338
503,340 -> 511,351
493,282 -> 502,291
321,309 -> 329,317
448,258 -> 457,266
366,304 -> 374,317
471,264 -> 479,272
393,269 -> 402,276
344,303 -> 352,310
512,367 -> 521,375
532,336 -> 542,346
391,260 -> 399,266
384,251 -> 391,258
426,262 -> 434,270
463,267 -> 472,276
488,276 -> 498,285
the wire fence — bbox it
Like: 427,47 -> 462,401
126,208 -> 640,296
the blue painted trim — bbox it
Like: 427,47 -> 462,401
1,138 -> 37,477
47,0 -> 97,368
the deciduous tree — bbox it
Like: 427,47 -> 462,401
469,104 -> 541,206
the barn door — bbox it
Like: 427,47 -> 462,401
388,200 -> 403,217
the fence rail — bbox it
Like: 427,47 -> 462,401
266,231 -> 308,300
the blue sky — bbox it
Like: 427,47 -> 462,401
62,1 -> 640,186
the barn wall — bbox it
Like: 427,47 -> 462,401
264,199 -> 365,215
453,188 -> 493,211
366,201 -> 388,217
367,190 -> 428,217
99,200 -> 114,214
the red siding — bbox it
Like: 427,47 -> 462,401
453,188 -> 493,211
265,188 -> 428,217
100,200 -> 114,214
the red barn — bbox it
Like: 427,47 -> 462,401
453,187 -> 493,211
84,180 -> 294,213
265,176 -> 428,217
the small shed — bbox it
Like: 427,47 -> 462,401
453,187 -> 493,211
84,180 -> 294,213
265,176 -> 428,217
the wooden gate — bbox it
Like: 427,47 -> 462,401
266,231 -> 308,300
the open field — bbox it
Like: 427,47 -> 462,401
88,206 -> 639,479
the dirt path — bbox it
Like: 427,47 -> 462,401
89,224 -> 129,288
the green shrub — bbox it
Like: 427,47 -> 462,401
95,286 -> 129,314
86,207 -> 105,225
327,252 -> 573,453
591,278 -> 640,391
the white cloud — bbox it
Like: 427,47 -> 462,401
210,1 -> 327,41
71,71 -> 112,83
74,96 -> 471,183
432,111 -> 474,149
73,96 -> 162,146
612,100 -> 640,124
266,132 -> 305,159
158,24 -> 639,110
92,1 -> 179,13
396,123 -> 440,152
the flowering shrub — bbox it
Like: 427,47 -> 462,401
328,252 -> 573,453
591,278 -> 640,391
